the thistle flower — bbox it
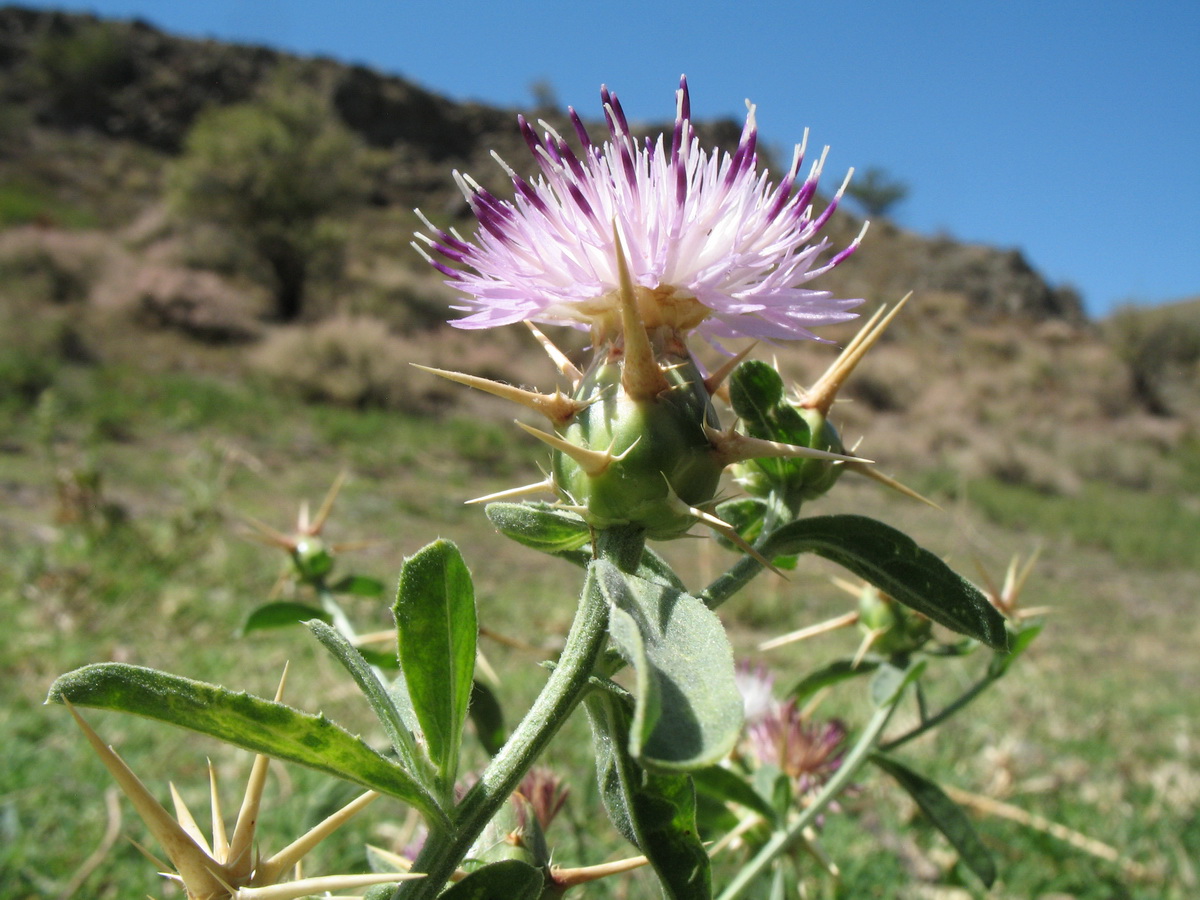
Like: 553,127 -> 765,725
746,700 -> 847,796
414,76 -> 865,345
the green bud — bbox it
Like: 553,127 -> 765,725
292,536 -> 334,582
552,349 -> 724,540
729,360 -> 846,507
858,586 -> 932,655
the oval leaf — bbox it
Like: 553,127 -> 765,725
331,574 -> 386,597
394,540 -> 477,790
598,561 -> 743,771
46,662 -> 447,827
765,515 -> 1008,650
485,502 -> 590,554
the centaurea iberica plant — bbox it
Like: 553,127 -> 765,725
50,78 -> 1038,900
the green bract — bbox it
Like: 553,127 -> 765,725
553,350 -> 724,540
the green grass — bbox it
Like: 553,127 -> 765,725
2,355 -> 1197,899
0,181 -> 99,229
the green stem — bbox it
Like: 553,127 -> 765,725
395,527 -> 643,898
879,669 -> 998,753
716,697 -> 902,900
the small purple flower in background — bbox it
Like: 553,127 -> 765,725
747,699 -> 848,795
415,77 -> 866,345
516,766 -> 570,832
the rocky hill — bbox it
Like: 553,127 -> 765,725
2,4 -> 1195,496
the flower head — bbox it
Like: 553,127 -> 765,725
746,699 -> 847,795
415,77 -> 865,344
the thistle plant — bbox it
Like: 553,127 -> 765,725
48,78 -> 1042,899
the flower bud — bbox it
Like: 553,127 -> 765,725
292,536 -> 335,582
858,586 -> 932,656
552,341 -> 726,540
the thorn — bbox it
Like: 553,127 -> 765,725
228,749 -> 272,880
525,322 -> 583,387
310,472 -> 348,536
851,628 -> 883,669
413,364 -> 586,426
234,872 -> 423,899
242,517 -> 297,552
465,479 -> 556,505
169,783 -> 212,857
515,420 -> 634,477
759,611 -> 861,650
703,342 -> 758,397
255,792 -> 380,886
843,460 -> 941,509
686,503 -> 786,578
62,702 -> 229,897
704,425 -> 870,467
209,760 -> 228,863
612,224 -> 670,401
274,662 -> 290,703
803,293 -> 912,415
551,854 -> 651,887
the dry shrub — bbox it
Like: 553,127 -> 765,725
128,265 -> 262,344
0,226 -> 107,304
251,315 -> 419,410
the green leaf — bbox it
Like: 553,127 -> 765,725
691,764 -> 778,825
305,620 -> 431,784
439,859 -> 543,899
485,502 -> 590,554
870,659 -> 927,708
765,516 -> 1008,650
871,754 -> 997,887
240,601 -> 331,634
598,561 -> 743,771
988,621 -> 1043,678
785,658 -> 880,704
394,540 -> 477,790
585,690 -> 712,900
468,680 -> 507,756
330,574 -> 385,597
47,662 -> 448,827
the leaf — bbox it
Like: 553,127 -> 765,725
785,658 -> 880,705
585,690 -> 712,900
870,659 -> 927,708
468,679 -> 507,756
765,516 -> 1009,650
47,663 -> 447,827
330,574 -> 386,597
394,540 -> 477,790
598,561 -> 743,771
438,859 -> 543,899
240,601 -> 331,634
691,764 -> 778,825
306,620 -> 431,783
871,754 -> 997,887
988,620 -> 1043,678
485,502 -> 590,554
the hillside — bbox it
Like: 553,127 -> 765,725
3,7 -> 1200,900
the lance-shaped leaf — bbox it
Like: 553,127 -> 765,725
597,560 -> 743,771
306,619 -> 432,785
764,515 -> 1008,650
585,689 -> 711,900
785,658 -> 880,705
241,601 -> 331,634
394,540 -> 477,791
331,574 -> 386,597
871,754 -> 997,887
46,663 -> 448,828
691,764 -> 778,826
468,680 -> 507,756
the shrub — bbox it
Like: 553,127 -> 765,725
170,80 -> 369,322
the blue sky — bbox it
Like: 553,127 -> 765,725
28,0 -> 1200,316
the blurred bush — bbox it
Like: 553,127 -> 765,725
169,77 -> 370,322
1106,302 -> 1200,417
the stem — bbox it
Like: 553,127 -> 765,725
879,668 -> 998,753
395,527 -> 643,898
716,698 -> 902,900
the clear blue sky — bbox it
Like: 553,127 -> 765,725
27,0 -> 1200,317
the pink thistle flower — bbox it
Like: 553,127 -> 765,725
414,77 -> 866,344
746,699 -> 848,795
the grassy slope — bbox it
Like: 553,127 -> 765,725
2,337 -> 1197,899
